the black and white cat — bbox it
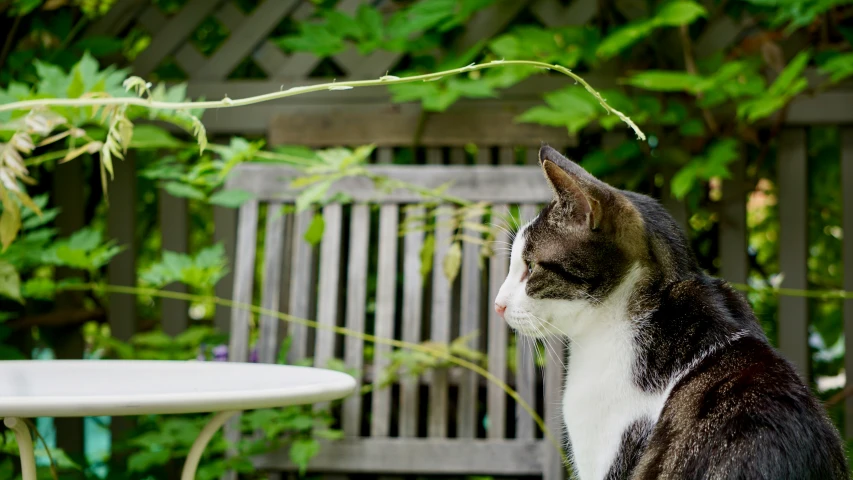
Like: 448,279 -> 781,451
494,146 -> 848,480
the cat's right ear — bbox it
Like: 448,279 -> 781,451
542,159 -> 602,230
538,145 -> 601,187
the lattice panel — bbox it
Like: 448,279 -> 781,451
87,0 -> 605,82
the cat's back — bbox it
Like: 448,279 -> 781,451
633,280 -> 848,480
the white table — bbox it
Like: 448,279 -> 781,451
0,360 -> 356,480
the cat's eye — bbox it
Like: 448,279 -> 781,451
526,262 -> 535,277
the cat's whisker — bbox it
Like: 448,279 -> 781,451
527,315 -> 567,372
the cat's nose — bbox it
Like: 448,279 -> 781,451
495,303 -> 507,318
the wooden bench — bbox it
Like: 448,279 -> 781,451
223,159 -> 566,478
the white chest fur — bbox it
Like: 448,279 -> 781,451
562,321 -> 669,480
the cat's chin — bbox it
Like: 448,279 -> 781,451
503,313 -> 562,339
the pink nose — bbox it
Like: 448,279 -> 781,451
495,303 -> 507,318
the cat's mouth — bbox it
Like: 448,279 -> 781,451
504,312 -> 553,338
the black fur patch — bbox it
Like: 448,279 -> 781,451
605,417 -> 653,479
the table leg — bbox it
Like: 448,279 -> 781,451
3,417 -> 37,480
180,410 -> 240,480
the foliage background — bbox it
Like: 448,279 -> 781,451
1,0 -> 853,478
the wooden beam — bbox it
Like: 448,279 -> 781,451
253,438 -> 550,475
267,101 -> 576,147
133,0 -> 226,76
195,0 -> 300,80
136,7 -> 207,75
84,0 -> 148,37
226,164 -> 553,204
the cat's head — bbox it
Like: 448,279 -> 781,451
494,145 -> 695,339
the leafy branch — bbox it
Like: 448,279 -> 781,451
0,60 -> 646,141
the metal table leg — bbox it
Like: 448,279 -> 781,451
4,417 -> 36,480
180,410 -> 240,480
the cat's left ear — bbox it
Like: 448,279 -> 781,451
542,159 -> 602,230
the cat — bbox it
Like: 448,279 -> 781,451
493,145 -> 849,480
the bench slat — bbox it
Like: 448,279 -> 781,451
429,206 -> 453,438
371,204 -> 399,437
258,204 -> 286,364
516,204 -> 539,440
343,204 -> 370,436
400,205 -> 425,438
229,200 -> 259,363
458,211 -> 482,438
287,211 -> 316,364
315,204 -> 344,368
488,204 -> 510,439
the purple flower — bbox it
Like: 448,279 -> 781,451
213,344 -> 228,362
249,347 -> 259,363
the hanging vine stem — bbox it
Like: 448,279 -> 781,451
0,60 -> 646,141
62,283 -> 572,471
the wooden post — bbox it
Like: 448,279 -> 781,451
106,154 -> 138,451
51,159 -> 86,461
841,127 -> 853,438
159,191 -> 189,336
777,129 -> 809,378
213,206 -> 237,333
719,157 -> 748,283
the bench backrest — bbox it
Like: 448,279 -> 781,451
224,158 -> 566,478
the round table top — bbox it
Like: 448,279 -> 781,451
0,360 -> 357,417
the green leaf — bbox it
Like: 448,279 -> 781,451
671,162 -> 699,199
596,21 -> 655,59
73,36 -> 124,56
289,438 -> 320,476
130,125 -> 182,149
304,213 -> 325,246
623,71 -> 703,92
443,241 -> 462,284
679,118 -> 705,136
128,450 -> 171,472
275,23 -> 346,57
163,182 -> 207,201
295,180 -> 333,212
0,260 -> 22,303
768,50 -> 811,97
420,233 -> 435,280
670,139 -> 739,199
819,52 -> 853,84
653,0 -> 707,26
208,189 -> 254,208
10,0 -> 43,15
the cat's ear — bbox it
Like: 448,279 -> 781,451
538,145 -> 602,187
542,159 -> 602,230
